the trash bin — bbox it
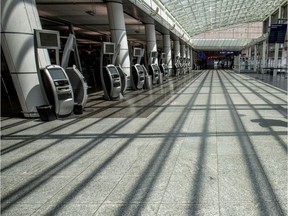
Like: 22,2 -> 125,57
36,105 -> 56,121
74,103 -> 83,115
144,75 -> 152,90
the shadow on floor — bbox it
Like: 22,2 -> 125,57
251,119 -> 288,128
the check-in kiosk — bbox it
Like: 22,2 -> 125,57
131,48 -> 145,90
40,65 -> 74,117
100,42 -> 122,100
160,53 -> 169,81
116,65 -> 127,95
179,57 -> 185,75
187,58 -> 191,73
61,34 -> 88,111
173,56 -> 181,77
148,51 -> 160,85
34,29 -> 74,118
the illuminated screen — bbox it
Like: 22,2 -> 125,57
35,30 -> 60,49
48,68 -> 67,80
40,33 -> 58,47
105,43 -> 115,54
136,65 -> 143,72
151,65 -> 158,71
268,24 -> 287,43
134,48 -> 141,57
108,66 -> 119,75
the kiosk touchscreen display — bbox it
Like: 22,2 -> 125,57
134,48 -> 141,57
151,65 -> 158,71
48,68 -> 67,80
136,65 -> 143,72
108,66 -> 119,75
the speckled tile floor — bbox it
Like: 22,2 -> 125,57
1,70 -> 287,216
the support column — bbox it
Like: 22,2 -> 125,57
261,40 -> 267,73
173,40 -> 180,76
106,0 -> 131,85
163,34 -> 172,76
180,42 -> 186,58
145,23 -> 157,65
273,7 -> 281,76
1,0 -> 51,117
254,44 -> 257,72
185,44 -> 189,59
248,47 -> 252,70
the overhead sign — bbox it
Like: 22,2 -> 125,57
268,24 -> 287,43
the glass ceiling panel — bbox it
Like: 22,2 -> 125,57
191,38 -> 252,50
159,0 -> 287,36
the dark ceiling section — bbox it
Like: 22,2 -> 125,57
36,1 -> 169,49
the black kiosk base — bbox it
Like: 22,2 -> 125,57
36,105 -> 57,121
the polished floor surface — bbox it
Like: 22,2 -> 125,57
241,72 -> 287,92
1,70 -> 287,216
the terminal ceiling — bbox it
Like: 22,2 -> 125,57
36,0 -> 286,51
159,0 -> 286,36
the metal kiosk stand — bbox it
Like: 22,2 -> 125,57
34,29 -> 74,120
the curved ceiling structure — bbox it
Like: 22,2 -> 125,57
159,0 -> 287,36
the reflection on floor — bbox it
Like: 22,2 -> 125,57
241,72 -> 287,91
1,70 -> 287,216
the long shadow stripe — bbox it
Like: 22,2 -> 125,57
217,70 -> 284,215
1,73 -> 202,173
113,72 -> 210,216
42,72 -> 208,216
1,72 -> 204,212
223,71 -> 287,152
1,72 -> 200,155
189,70 -> 214,215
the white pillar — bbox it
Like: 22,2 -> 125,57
254,45 -> 257,72
106,0 -> 131,85
1,0 -> 51,117
174,40 -> 180,59
145,23 -> 157,65
248,47 -> 252,70
180,42 -> 186,58
163,34 -> 172,76
261,40 -> 267,73
185,45 -> 189,59
273,7 -> 281,76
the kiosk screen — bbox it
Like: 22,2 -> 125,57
134,48 -> 141,57
48,68 -> 67,80
108,66 -> 119,75
136,65 -> 143,72
104,43 -> 115,55
151,65 -> 158,71
35,29 -> 60,49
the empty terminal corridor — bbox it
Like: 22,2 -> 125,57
1,70 -> 287,215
